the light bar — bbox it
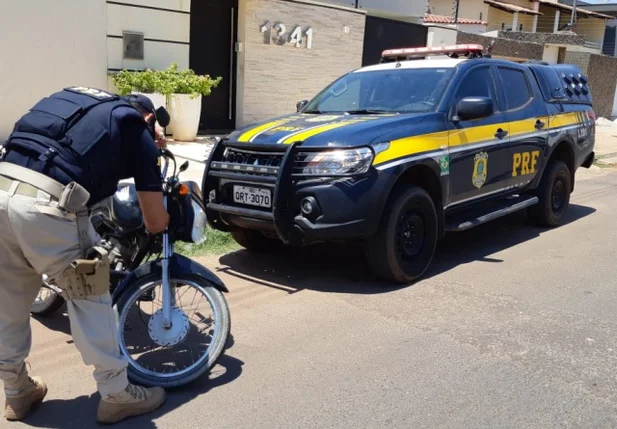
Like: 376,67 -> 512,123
382,44 -> 484,59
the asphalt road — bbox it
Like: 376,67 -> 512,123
5,166 -> 617,429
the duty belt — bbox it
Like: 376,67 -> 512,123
0,175 -> 44,199
0,162 -> 92,257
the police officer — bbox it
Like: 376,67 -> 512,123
0,87 -> 171,424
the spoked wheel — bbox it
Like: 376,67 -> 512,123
31,275 -> 65,316
115,274 -> 231,388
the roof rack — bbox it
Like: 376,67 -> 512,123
380,44 -> 486,63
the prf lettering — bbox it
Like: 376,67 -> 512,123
512,150 -> 540,177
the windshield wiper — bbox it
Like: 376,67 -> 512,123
344,109 -> 394,115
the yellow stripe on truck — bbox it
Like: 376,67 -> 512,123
448,121 -> 509,148
549,112 -> 579,129
237,119 -> 290,142
373,131 -> 448,166
281,118 -> 376,144
509,117 -> 548,137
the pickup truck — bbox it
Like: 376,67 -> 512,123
202,44 -> 596,284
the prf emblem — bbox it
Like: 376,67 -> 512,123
472,152 -> 488,188
68,87 -> 113,99
512,150 -> 540,177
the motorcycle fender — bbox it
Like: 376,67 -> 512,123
112,254 -> 229,305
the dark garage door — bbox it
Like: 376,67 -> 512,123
362,16 -> 428,66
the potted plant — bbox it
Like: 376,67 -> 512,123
109,63 -> 222,141
157,63 -> 222,142
109,68 -> 167,112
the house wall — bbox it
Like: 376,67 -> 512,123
564,51 -> 617,118
426,24 -> 486,43
0,0 -> 109,140
458,23 -> 488,34
457,30 -> 544,60
236,0 -> 366,126
318,0 -> 426,18
106,0 -> 191,90
429,0 -> 489,22
486,7 -> 535,32
573,17 -> 607,47
542,45 -> 560,63
426,25 -> 458,46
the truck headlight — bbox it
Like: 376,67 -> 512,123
294,147 -> 374,177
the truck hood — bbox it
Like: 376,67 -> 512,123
228,112 -> 429,147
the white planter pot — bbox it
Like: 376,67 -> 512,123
169,94 -> 201,142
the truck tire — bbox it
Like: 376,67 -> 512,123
365,186 -> 438,284
528,160 -> 572,227
231,228 -> 284,252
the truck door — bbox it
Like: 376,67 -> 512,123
447,65 -> 512,207
494,65 -> 549,190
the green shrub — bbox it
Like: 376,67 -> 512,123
108,62 -> 222,98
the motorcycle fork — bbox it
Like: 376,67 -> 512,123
161,196 -> 174,329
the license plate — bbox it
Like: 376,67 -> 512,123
232,185 -> 272,208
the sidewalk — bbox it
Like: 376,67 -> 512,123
594,121 -> 617,167
166,136 -> 218,184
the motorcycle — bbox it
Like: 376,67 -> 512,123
31,149 -> 231,388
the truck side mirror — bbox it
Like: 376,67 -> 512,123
454,97 -> 494,121
296,100 -> 309,112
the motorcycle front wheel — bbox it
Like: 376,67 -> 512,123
31,275 -> 65,316
115,273 -> 231,388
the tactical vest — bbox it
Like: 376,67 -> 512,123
1,87 -> 138,206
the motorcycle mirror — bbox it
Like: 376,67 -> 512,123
179,160 -> 190,173
156,106 -> 171,128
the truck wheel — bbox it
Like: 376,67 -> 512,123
528,160 -> 572,227
231,229 -> 283,252
365,186 -> 438,284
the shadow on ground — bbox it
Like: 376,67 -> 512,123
217,204 -> 596,294
20,353 -> 244,428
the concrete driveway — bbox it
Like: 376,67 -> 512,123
6,166 -> 617,429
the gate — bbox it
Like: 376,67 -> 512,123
362,16 -> 428,66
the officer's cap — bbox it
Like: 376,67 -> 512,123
123,94 -> 170,127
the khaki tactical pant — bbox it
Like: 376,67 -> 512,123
0,183 -> 129,396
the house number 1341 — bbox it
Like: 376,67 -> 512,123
260,22 -> 313,49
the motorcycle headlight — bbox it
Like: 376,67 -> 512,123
294,147 -> 374,177
190,199 -> 208,245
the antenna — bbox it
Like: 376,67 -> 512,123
486,39 -> 496,58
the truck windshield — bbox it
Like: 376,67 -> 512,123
303,67 -> 456,114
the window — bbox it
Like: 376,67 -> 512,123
454,67 -> 495,104
497,67 -> 532,110
304,67 -> 456,114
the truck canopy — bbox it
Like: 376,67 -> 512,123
526,63 -> 592,106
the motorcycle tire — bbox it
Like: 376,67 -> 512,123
114,273 -> 231,388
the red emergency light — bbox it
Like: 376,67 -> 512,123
381,44 -> 485,60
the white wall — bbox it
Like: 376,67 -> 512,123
106,0 -> 190,74
0,0 -> 108,140
426,26 -> 458,46
542,45 -> 560,63
318,0 -> 426,18
458,24 -> 488,34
